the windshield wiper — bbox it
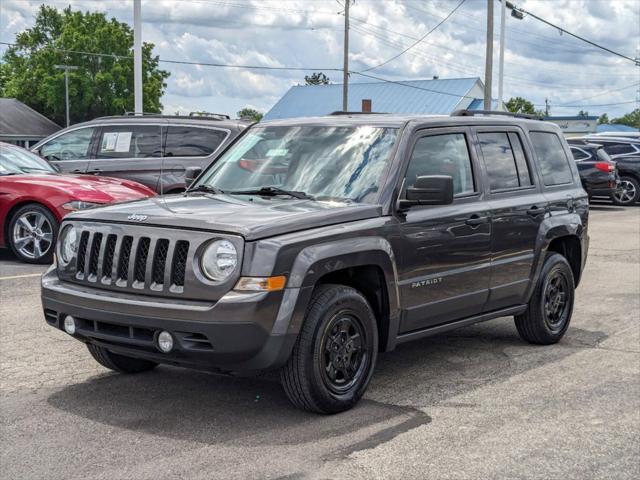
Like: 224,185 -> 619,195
229,186 -> 313,200
186,184 -> 225,195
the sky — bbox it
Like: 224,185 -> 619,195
1,0 -> 639,119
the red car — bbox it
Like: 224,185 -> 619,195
0,142 -> 155,263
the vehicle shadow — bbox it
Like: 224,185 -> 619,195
46,319 -> 605,447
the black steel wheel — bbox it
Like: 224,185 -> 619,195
515,253 -> 575,345
281,284 -> 378,414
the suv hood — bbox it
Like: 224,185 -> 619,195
67,193 -> 382,240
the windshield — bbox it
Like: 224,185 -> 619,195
195,125 -> 398,203
0,144 -> 56,175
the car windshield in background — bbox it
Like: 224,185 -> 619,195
195,125 -> 398,203
0,144 -> 56,175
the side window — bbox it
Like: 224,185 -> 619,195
478,132 -> 532,190
39,127 -> 95,161
570,147 -> 590,161
530,131 -> 574,186
602,143 -> 636,156
405,133 -> 475,196
96,125 -> 162,159
165,127 -> 228,157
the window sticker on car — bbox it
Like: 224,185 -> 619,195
101,132 -> 132,153
266,148 -> 288,157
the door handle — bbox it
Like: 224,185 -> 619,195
465,214 -> 489,226
526,206 -> 544,216
88,169 -> 102,175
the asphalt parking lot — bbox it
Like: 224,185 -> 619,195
1,202 -> 638,480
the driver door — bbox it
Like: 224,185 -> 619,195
85,124 -> 163,192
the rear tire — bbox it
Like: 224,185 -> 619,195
281,284 -> 378,414
515,253 -> 575,345
87,344 -> 158,373
611,176 -> 639,206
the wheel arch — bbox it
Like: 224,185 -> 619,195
273,237 -> 401,353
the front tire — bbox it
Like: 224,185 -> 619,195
515,253 -> 575,345
87,344 -> 158,373
8,203 -> 58,263
281,284 -> 378,414
611,176 -> 639,206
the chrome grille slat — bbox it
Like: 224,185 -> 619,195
83,231 -> 95,278
127,239 -> 140,288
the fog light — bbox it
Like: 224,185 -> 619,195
63,315 -> 76,335
157,331 -> 174,353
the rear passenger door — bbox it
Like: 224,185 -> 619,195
87,124 -> 163,191
396,128 -> 492,333
160,126 -> 230,192
475,128 -> 547,311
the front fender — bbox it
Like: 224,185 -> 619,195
271,237 -> 400,341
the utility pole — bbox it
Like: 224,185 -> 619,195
54,65 -> 78,127
545,98 -> 550,117
484,0 -> 494,110
133,0 -> 143,115
342,0 -> 350,112
497,0 -> 506,111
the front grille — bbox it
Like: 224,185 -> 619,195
73,228 -> 192,294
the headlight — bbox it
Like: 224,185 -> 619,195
59,225 -> 78,265
200,239 -> 238,282
62,200 -> 103,211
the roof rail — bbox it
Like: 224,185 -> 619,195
451,109 -> 543,120
329,111 -> 387,115
188,111 -> 230,120
94,113 -> 234,121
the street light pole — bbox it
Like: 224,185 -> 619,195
484,0 -> 494,110
54,65 -> 78,127
133,0 -> 143,115
342,0 -> 350,112
497,0 -> 506,111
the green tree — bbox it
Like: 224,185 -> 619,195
0,5 -> 169,125
237,107 -> 263,122
598,113 -> 610,124
304,72 -> 330,85
505,96 -> 536,115
612,109 -> 640,129
578,110 -> 589,117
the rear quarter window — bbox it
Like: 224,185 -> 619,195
530,131 -> 574,186
165,127 -> 228,157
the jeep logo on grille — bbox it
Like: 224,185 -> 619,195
127,214 -> 148,222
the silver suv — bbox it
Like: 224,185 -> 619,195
32,114 -> 250,193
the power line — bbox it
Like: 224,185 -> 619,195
361,0 -> 466,72
506,1 -> 639,65
557,82 -> 640,107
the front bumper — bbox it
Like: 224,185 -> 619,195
41,267 -> 297,374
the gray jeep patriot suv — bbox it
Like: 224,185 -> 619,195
42,111 -> 588,413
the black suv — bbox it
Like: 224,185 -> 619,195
42,112 -> 588,413
567,140 -> 619,198
31,114 -> 250,193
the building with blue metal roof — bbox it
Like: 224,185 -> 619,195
263,77 -> 485,120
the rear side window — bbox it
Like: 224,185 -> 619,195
96,125 -> 162,159
530,132 -> 574,186
478,132 -> 532,190
570,147 -> 591,161
601,143 -> 636,156
165,127 -> 228,157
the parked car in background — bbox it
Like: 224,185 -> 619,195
567,140 -> 619,199
0,142 -> 155,263
31,113 -> 250,194
580,136 -> 640,205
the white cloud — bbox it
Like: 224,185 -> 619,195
1,0 -> 638,118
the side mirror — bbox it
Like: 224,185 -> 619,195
400,175 -> 454,209
184,166 -> 202,187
